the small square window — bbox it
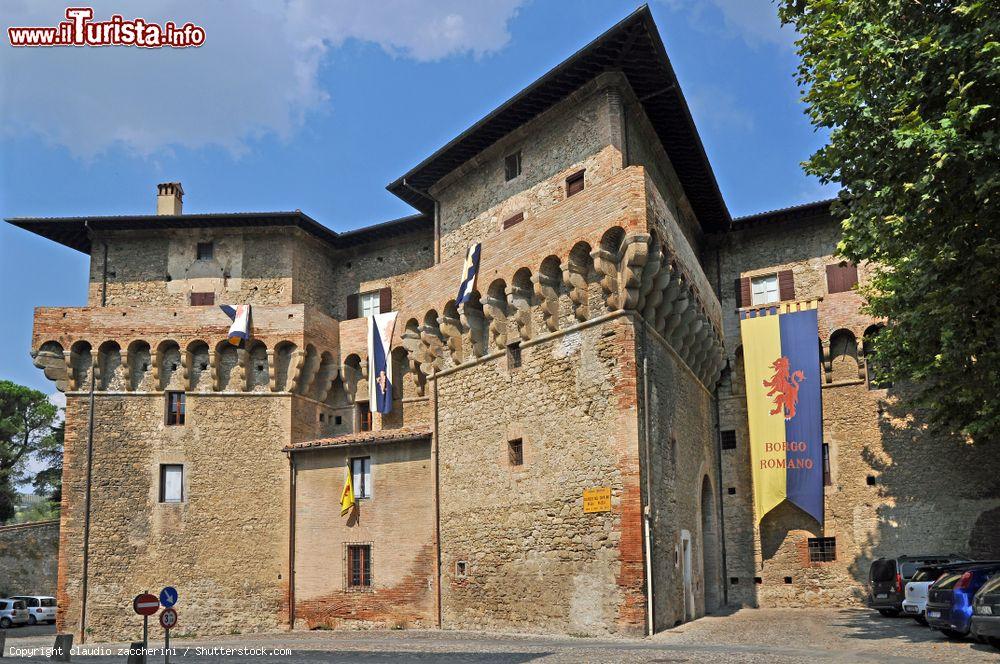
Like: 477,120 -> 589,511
504,151 -> 521,181
196,242 -> 214,261
730,577 -> 739,585
727,487 -> 736,495
165,392 -> 185,426
347,544 -> 372,589
351,457 -> 372,499
720,430 -> 737,450
754,577 -> 763,584
751,274 -> 779,306
335,415 -> 343,426
356,402 -> 372,432
866,475 -> 877,486
808,537 -> 837,563
784,576 -> 793,584
159,464 -> 183,503
508,439 -> 523,467
566,169 -> 585,197
507,342 -> 522,370
456,560 -> 468,578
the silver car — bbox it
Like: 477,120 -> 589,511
0,599 -> 29,628
10,596 -> 57,625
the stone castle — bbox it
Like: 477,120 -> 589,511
8,7 -> 998,641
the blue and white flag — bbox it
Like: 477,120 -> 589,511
220,304 -> 251,347
368,311 -> 398,414
456,242 -> 482,305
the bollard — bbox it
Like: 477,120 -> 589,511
0,628 -> 6,658
50,633 -> 72,661
126,640 -> 145,664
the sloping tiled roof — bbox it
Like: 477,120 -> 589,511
4,211 -> 432,255
284,427 -> 432,453
387,5 -> 731,232
730,199 -> 835,229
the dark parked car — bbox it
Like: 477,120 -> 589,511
868,554 -> 968,616
926,562 -> 1000,639
971,572 -> 1000,650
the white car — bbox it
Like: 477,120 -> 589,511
903,564 -> 969,624
10,595 -> 57,625
0,599 -> 29,628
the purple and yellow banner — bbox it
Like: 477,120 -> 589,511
740,300 -> 823,524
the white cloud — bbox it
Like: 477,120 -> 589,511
660,0 -> 795,49
0,0 -> 525,158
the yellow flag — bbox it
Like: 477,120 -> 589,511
340,467 -> 355,516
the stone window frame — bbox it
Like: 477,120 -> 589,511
504,424 -> 530,473
158,463 -> 185,504
504,150 -> 522,182
345,542 -> 374,591
165,391 -> 185,426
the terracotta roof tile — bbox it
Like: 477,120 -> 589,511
284,427 -> 432,452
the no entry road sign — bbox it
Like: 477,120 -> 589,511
159,586 -> 178,608
132,593 -> 159,616
160,608 -> 178,630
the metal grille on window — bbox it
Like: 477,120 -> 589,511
347,544 -> 372,588
808,537 -> 836,563
720,430 -> 737,450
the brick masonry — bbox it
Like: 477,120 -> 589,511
0,520 -> 59,598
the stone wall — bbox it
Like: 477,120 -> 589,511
639,325 -> 723,630
431,75 -> 629,263
89,228 -> 296,308
708,213 -> 1000,608
0,520 -> 59,597
292,440 -> 436,629
57,393 -> 293,641
435,316 -> 646,636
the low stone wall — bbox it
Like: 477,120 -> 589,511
0,519 -> 59,597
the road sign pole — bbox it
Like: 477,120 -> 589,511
142,614 -> 148,664
164,626 -> 170,664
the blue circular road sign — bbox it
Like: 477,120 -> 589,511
159,586 -> 178,608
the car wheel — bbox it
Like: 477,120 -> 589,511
28,614 -> 37,625
878,609 -> 900,617
940,629 -> 965,640
0,617 -> 11,628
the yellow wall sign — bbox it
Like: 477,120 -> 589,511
583,487 -> 612,513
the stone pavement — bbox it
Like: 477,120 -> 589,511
2,609 -> 997,662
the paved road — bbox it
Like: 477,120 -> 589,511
2,609 -> 997,662
3,622 -> 56,639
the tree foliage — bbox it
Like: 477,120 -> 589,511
0,380 -> 61,522
779,0 -> 1000,440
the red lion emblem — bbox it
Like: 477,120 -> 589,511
762,356 -> 805,420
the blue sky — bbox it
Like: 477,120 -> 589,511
0,0 -> 832,397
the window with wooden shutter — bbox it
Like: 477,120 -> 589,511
566,169 -> 585,197
165,392 -> 185,426
825,262 -> 858,294
777,270 -> 795,301
379,287 -> 392,313
502,212 -> 524,229
751,275 -> 779,305
346,294 -> 359,319
735,277 -> 751,308
190,292 -> 214,306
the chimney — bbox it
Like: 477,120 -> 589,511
156,182 -> 184,215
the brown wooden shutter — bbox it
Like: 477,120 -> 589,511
346,294 -> 359,319
502,212 -> 524,229
190,292 -> 214,306
778,270 -> 795,301
379,287 -> 392,313
736,277 -> 751,308
826,263 -> 858,294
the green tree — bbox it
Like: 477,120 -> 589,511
779,0 -> 1000,440
0,380 -> 60,522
